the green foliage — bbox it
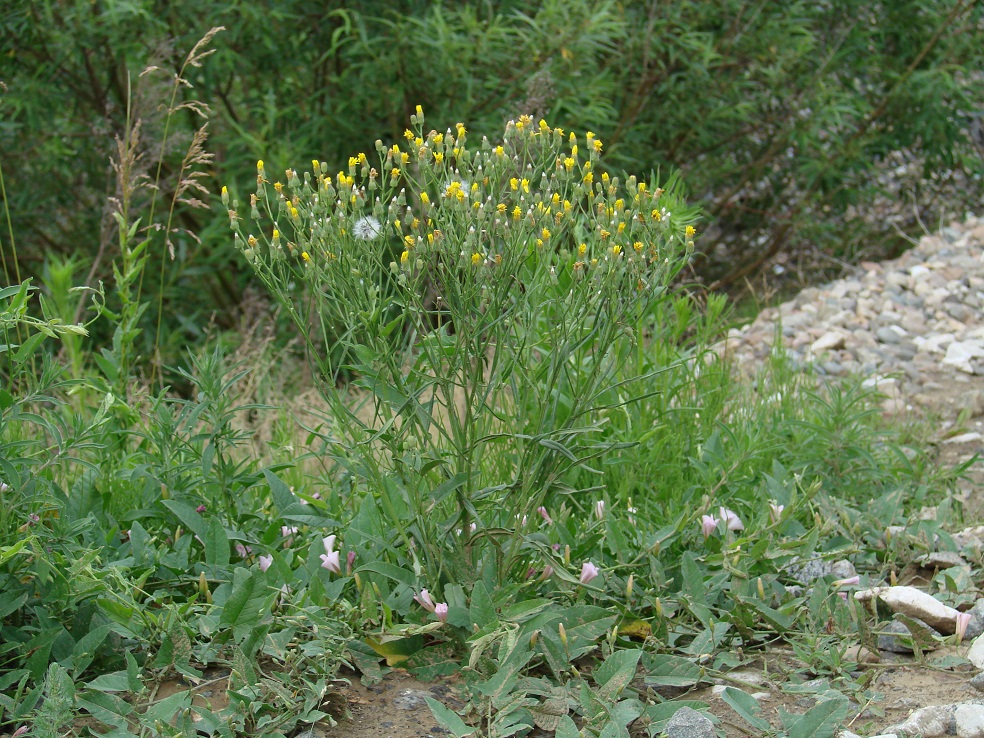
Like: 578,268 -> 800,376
3,0 -> 981,364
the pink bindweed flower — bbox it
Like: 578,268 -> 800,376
540,565 -> 554,581
235,543 -> 253,559
258,554 -> 273,572
281,526 -> 298,547
956,612 -> 973,643
312,492 -> 322,500
0,481 -> 11,493
701,514 -> 719,538
320,535 -> 341,574
833,575 -> 860,588
196,505 -> 207,513
580,562 -> 600,584
526,567 -> 536,580
346,550 -> 356,575
435,603 -> 449,623
538,506 -> 552,525
594,500 -> 605,520
415,589 -> 437,612
718,507 -> 744,531
837,592 -> 848,603
768,501 -> 785,524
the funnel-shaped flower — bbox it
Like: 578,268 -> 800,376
594,501 -> 605,520
320,535 -> 341,574
701,514 -> 719,538
415,589 -> 436,612
538,506 -> 552,525
580,562 -> 600,584
768,501 -> 785,524
435,603 -> 449,623
258,554 -> 273,572
956,612 -> 972,643
718,507 -> 744,531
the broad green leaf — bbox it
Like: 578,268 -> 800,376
681,552 -> 712,627
365,634 -> 424,666
263,468 -> 296,514
218,568 -> 257,628
162,500 -> 208,543
781,697 -> 850,738
469,580 -> 496,629
721,687 -> 771,732
204,517 -> 230,568
594,649 -> 641,701
642,654 -> 702,687
356,561 -> 416,589
425,697 -> 476,737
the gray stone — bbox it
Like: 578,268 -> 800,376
392,689 -> 434,710
878,620 -> 917,653
965,599 -> 984,640
876,326 -> 906,344
664,706 -> 716,738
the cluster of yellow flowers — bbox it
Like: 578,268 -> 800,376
229,108 -> 695,298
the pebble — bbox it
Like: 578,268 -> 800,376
664,706 -> 716,738
721,215 -> 984,418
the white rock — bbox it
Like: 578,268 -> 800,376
854,586 -> 962,634
943,341 -> 984,374
968,634 -> 984,669
917,333 -> 956,354
883,704 -> 954,737
944,432 -> 983,444
955,703 -> 984,737
812,331 -> 848,352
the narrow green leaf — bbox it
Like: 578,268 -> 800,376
425,696 -> 476,737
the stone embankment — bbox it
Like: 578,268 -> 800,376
723,215 -> 984,423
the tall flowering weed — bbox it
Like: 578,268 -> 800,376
227,110 -> 697,586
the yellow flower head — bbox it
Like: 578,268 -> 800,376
633,241 -> 643,252
302,251 -> 311,263
495,145 -> 505,157
685,225 -> 696,238
512,205 -> 521,220
420,192 -> 430,205
401,250 -> 410,264
651,209 -> 662,221
578,243 -> 587,255
434,151 -> 444,164
404,235 -> 415,249
497,203 -> 507,214
612,244 -> 622,256
471,252 -> 482,265
404,129 -> 415,141
510,178 -> 519,191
